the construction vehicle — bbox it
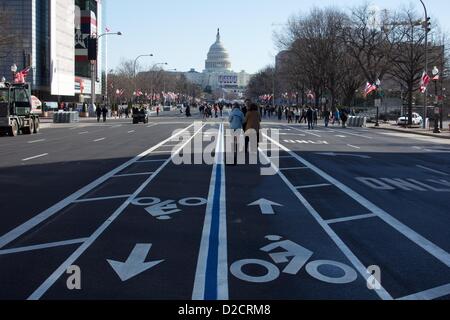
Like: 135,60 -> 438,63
0,82 -> 40,137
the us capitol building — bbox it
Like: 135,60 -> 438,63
184,29 -> 251,97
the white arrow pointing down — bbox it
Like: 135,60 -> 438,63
248,199 -> 283,215
107,244 -> 164,281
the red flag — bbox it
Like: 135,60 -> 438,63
363,82 -> 377,97
14,67 -> 31,84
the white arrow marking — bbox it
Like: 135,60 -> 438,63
316,152 -> 371,159
145,200 -> 181,219
107,244 -> 164,282
248,199 -> 283,215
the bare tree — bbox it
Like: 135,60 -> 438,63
343,4 -> 403,85
246,66 -> 275,100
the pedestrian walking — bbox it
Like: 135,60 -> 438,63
323,109 -> 331,128
96,106 -> 102,123
244,103 -> 262,153
102,105 -> 108,122
228,103 -> 245,165
306,107 -> 314,130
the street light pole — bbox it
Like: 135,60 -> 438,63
432,66 -> 440,133
420,0 -> 429,129
91,32 -> 122,112
133,54 -> 154,103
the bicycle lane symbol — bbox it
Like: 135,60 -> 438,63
131,197 -> 208,220
230,235 -> 358,285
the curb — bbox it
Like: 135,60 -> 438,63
370,126 -> 450,140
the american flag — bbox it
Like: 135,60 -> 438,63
363,82 -> 377,97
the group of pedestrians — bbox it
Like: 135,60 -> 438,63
200,103 -> 224,119
96,105 -> 109,123
228,99 -> 261,161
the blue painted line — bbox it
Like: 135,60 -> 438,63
204,125 -> 223,300
204,164 -> 222,300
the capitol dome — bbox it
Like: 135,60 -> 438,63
205,29 -> 232,72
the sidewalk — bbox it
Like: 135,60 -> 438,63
368,121 -> 450,139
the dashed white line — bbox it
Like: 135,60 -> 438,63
0,238 -> 88,255
128,130 -> 135,134
113,172 -> 154,178
22,153 -> 49,162
326,213 -> 378,225
78,131 -> 89,135
399,283 -> 450,300
416,165 -> 448,176
28,139 -> 46,144
280,167 -> 309,171
347,144 -> 361,149
296,183 -> 332,189
93,138 -> 106,142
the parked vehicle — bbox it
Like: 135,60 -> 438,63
397,113 -> 423,126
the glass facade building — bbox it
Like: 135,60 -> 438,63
0,0 -> 105,102
0,0 -> 50,92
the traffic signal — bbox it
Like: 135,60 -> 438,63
88,37 -> 98,61
422,17 -> 431,33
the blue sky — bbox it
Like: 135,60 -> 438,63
106,0 -> 450,74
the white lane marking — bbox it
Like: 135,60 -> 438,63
111,125 -> 123,128
287,126 -> 322,137
128,130 -> 135,134
398,283 -> 450,300
296,184 -> 332,189
258,148 -> 392,300
147,124 -> 158,128
28,124 -> 205,300
0,124 -> 195,250
0,238 -> 88,255
93,138 -> 106,142
329,129 -> 373,139
280,167 -> 309,171
377,132 -> 450,145
78,131 -> 89,135
113,172 -> 154,178
136,159 -> 167,163
326,213 -> 378,225
335,135 -> 347,138
347,144 -> 361,149
416,165 -> 449,176
412,146 -> 422,150
28,139 -> 46,144
22,153 -> 49,162
193,123 -> 228,300
264,133 -> 450,269
73,195 -> 133,203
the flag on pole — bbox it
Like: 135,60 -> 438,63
363,82 -> 377,97
420,72 -> 430,93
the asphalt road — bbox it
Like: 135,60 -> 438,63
0,110 -> 449,300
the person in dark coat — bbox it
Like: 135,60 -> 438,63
102,105 -> 108,122
96,106 -> 102,122
306,107 -> 314,130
